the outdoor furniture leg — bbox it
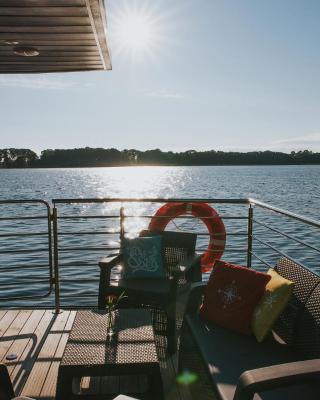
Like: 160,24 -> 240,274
0,364 -> 15,400
98,267 -> 108,309
148,366 -> 164,400
56,368 -> 74,400
166,302 -> 177,354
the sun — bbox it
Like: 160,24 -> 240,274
116,13 -> 154,52
109,1 -> 164,61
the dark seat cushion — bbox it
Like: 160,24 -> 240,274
109,277 -> 172,304
186,314 -> 320,400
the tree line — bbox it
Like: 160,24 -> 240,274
0,147 -> 320,168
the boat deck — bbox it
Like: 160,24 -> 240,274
0,309 -> 190,400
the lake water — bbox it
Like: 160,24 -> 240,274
0,165 -> 319,307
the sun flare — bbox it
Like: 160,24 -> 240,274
110,2 -> 164,61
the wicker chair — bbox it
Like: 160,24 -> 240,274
98,230 -> 200,354
178,258 -> 320,400
0,364 -> 35,400
0,364 -> 15,400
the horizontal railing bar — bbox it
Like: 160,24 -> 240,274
56,215 -> 248,220
56,231 -> 247,237
58,246 -> 120,252
57,215 -> 120,220
250,251 -> 274,268
0,216 -> 48,221
122,231 -> 247,237
253,219 -> 320,254
249,198 -> 320,229
0,289 -> 52,301
0,232 -> 49,237
0,199 -> 50,206
0,248 -> 50,254
0,305 -> 94,310
198,231 -> 247,236
196,247 -> 247,252
0,279 -> 50,286
53,197 -> 250,204
58,231 -> 121,236
122,215 -> 248,220
252,235 -> 309,270
59,295 -> 97,301
56,246 -> 246,253
60,278 -> 98,283
58,263 -> 100,267
0,264 -> 50,272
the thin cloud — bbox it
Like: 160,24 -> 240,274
270,133 -> 320,151
0,76 -> 76,90
144,88 -> 189,100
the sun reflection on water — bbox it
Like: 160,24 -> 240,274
95,166 -> 190,238
97,166 -> 185,198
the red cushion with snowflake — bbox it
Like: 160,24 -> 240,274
200,260 -> 271,335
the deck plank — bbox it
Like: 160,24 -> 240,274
0,310 -> 32,360
1,310 -> 45,365
40,311 -> 76,400
0,310 -> 8,321
20,310 -> 71,399
10,310 -> 55,393
0,310 -> 19,337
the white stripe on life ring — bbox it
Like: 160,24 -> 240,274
211,239 -> 226,246
186,203 -> 193,214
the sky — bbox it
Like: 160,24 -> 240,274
1,0 -> 320,154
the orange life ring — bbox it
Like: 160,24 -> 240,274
148,202 -> 226,272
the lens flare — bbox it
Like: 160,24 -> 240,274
176,370 -> 198,385
109,1 -> 166,62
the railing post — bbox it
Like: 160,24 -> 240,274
120,206 -> 125,239
52,206 -> 61,313
47,205 -> 53,292
247,204 -> 254,268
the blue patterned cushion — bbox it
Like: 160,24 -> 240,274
122,236 -> 165,279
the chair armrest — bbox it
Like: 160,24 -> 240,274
185,281 -> 206,314
180,253 -> 202,283
0,363 -> 15,400
233,359 -> 320,400
99,254 -> 122,269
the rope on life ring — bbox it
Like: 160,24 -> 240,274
148,202 -> 226,272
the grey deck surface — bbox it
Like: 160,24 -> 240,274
0,309 -> 191,400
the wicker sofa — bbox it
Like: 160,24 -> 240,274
178,258 -> 320,400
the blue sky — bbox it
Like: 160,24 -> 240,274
1,0 -> 320,153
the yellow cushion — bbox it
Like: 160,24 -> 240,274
252,268 -> 294,342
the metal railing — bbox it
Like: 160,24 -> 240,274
0,200 -> 53,303
249,199 -> 320,272
0,197 -> 319,311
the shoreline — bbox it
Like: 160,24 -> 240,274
1,163 -> 320,170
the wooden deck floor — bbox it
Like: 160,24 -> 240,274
0,309 -> 191,400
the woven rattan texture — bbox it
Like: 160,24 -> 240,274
61,309 -> 158,367
295,282 -> 320,358
164,247 -> 188,277
274,257 -> 320,345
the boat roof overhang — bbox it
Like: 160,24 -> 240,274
0,0 -> 112,74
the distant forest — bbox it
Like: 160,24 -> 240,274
0,148 -> 320,168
